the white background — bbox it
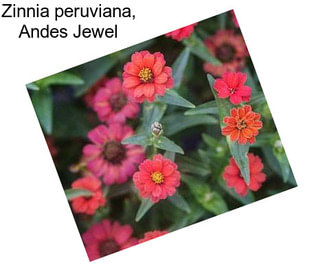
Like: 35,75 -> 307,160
0,0 -> 322,270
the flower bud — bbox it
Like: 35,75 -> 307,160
151,121 -> 163,137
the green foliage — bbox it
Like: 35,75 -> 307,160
157,89 -> 195,108
135,198 -> 154,222
183,33 -> 222,66
172,47 -> 191,89
65,188 -> 93,200
168,193 -> 191,213
207,74 -> 251,184
153,136 -> 184,154
184,100 -> 217,116
30,88 -> 53,134
182,175 -> 228,215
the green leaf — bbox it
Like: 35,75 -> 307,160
156,89 -> 195,108
243,67 -> 259,93
52,101 -> 91,139
143,102 -> 167,132
65,188 -> 93,200
227,140 -> 250,185
184,100 -> 217,116
183,33 -> 222,66
249,92 -> 266,107
178,156 -> 211,177
35,71 -> 84,89
122,132 -> 152,147
154,136 -> 184,154
273,145 -> 291,183
202,133 -> 218,148
172,47 -> 190,88
163,113 -> 218,136
219,179 -> 255,205
73,56 -> 117,97
31,88 -> 53,134
135,198 -> 154,222
182,175 -> 228,215
26,83 -> 40,91
168,193 -> 191,213
207,74 -> 250,184
164,151 -> 176,161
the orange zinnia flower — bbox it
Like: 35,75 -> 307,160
222,105 -> 262,144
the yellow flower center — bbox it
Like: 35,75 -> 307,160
151,171 -> 164,184
138,67 -> 153,83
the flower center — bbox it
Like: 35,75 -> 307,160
229,88 -> 236,94
236,120 -> 247,130
216,43 -> 236,63
138,68 -> 154,83
151,171 -> 164,184
109,92 -> 128,112
98,239 -> 120,257
104,141 -> 126,164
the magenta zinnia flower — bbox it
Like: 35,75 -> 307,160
83,124 -> 145,185
165,23 -> 197,41
93,77 -> 140,124
82,219 -> 138,261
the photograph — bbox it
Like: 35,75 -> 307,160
26,10 -> 297,261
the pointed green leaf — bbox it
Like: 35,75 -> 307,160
168,193 -> 191,213
164,151 -> 176,161
273,142 -> 291,183
184,100 -> 217,116
202,133 -> 218,148
35,71 -> 84,89
143,102 -> 167,132
26,83 -> 40,91
156,89 -> 195,108
183,33 -> 222,66
172,47 -> 190,88
135,198 -> 154,222
65,188 -> 93,200
154,136 -> 184,154
182,175 -> 228,215
163,113 -> 217,136
177,156 -> 211,177
219,179 -> 255,205
207,74 -> 250,184
122,132 -> 152,147
31,88 -> 53,134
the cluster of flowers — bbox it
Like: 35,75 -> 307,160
62,13 -> 267,260
213,72 -> 266,196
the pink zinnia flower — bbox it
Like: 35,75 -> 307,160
223,153 -> 267,196
133,154 -> 181,203
203,30 -> 248,76
70,176 -> 106,215
93,77 -> 140,124
165,23 -> 197,41
122,50 -> 174,103
139,230 -> 168,244
231,10 -> 239,28
213,72 -> 251,104
82,219 -> 138,261
83,124 -> 145,185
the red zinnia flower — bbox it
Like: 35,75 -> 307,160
133,154 -> 181,203
84,76 -> 108,108
139,230 -> 168,244
70,176 -> 106,215
222,105 -> 262,144
165,23 -> 197,41
203,30 -> 248,76
231,10 -> 239,28
122,50 -> 174,103
83,124 -> 145,185
93,77 -> 140,124
213,72 -> 252,104
223,153 -> 266,196
82,219 -> 138,261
